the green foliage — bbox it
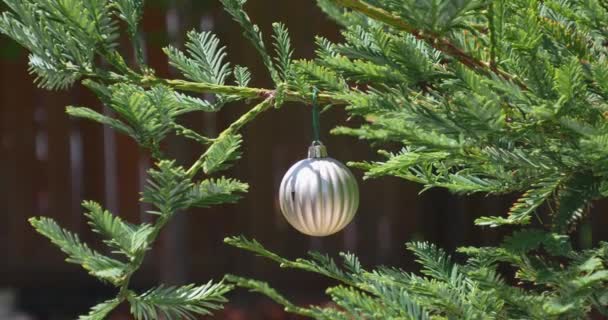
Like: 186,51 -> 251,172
0,0 -> 119,89
6,0 -> 608,318
27,162 -> 242,319
272,22 -> 294,82
112,0 -> 144,38
29,217 -> 127,285
475,175 -> 564,227
298,0 -> 608,233
30,184 -> 240,319
228,0 -> 608,318
143,161 -> 196,215
224,276 -> 318,317
83,200 -> 154,257
79,298 -> 121,320
0,1 -> 265,316
202,134 -> 243,174
219,0 -> 281,83
68,82 -> 191,154
387,0 -> 490,33
143,160 -> 248,213
226,235 -> 608,319
127,282 -> 232,320
189,177 -> 248,208
164,31 -> 231,85
316,0 -> 368,27
233,65 -> 252,87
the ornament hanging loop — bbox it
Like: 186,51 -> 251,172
308,141 -> 328,158
309,87 -> 326,158
311,87 -> 321,143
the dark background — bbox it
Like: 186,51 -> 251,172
0,1 -> 607,319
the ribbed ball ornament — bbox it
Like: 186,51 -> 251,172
279,142 -> 359,237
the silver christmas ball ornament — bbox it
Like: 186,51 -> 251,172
279,142 -> 359,236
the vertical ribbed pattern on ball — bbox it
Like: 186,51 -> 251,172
279,157 -> 359,237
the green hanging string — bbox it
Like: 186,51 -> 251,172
312,87 -> 321,143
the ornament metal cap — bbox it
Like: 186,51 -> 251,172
308,141 -> 328,158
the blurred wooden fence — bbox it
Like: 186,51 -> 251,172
0,1 -> 607,318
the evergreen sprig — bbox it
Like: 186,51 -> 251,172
202,134 -> 243,174
272,22 -> 294,82
219,0 -> 281,84
4,0 -> 608,318
225,0 -> 608,318
112,0 -> 144,38
226,235 -> 608,319
0,1 -> 266,316
164,31 -> 231,85
79,298 -> 121,320
83,200 -> 154,257
127,282 -> 232,320
29,217 -> 128,286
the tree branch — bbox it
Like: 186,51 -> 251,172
141,77 -> 345,105
330,0 -> 527,90
186,97 -> 276,177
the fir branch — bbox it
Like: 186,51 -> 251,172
224,236 -> 359,287
225,275 -> 319,317
202,134 -> 243,174
148,78 -> 343,105
75,82 -> 183,153
187,97 -> 275,176
189,178 -> 249,208
325,285 -> 386,318
172,123 -> 214,144
407,242 -> 455,283
29,217 -> 127,285
83,201 -> 140,257
219,0 -> 281,83
66,106 -> 133,137
501,229 -> 572,257
272,22 -> 294,82
329,0 -> 527,89
552,174 -> 596,233
164,30 -> 231,85
172,92 -> 219,114
78,298 -> 121,320
8,0 -> 608,318
142,161 -> 194,215
127,282 -> 232,320
475,175 -> 565,227
233,65 -> 252,87
112,0 -> 144,39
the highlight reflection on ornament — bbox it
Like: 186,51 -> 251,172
279,142 -> 359,237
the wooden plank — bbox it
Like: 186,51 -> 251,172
0,50 -> 37,270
